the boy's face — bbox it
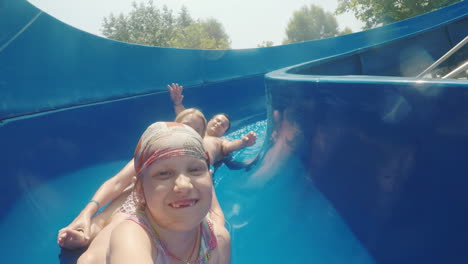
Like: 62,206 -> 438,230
206,114 -> 229,137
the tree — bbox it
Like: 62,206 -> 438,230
340,27 -> 353,35
197,18 -> 231,49
170,19 -> 231,49
102,1 -> 175,47
283,5 -> 339,44
335,0 -> 462,29
101,0 -> 231,49
176,5 -> 193,28
257,41 -> 274,48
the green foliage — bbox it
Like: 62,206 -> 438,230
102,1 -> 174,47
101,0 -> 230,49
176,6 -> 193,28
340,27 -> 353,35
283,4 -> 339,44
257,41 -> 274,48
335,0 -> 462,29
170,19 -> 231,49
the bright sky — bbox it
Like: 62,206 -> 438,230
28,0 -> 364,49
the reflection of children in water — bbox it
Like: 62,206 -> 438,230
307,123 -> 343,175
253,89 -> 419,252
308,123 -> 415,250
249,107 -> 305,184
303,113 -> 417,250
368,142 -> 415,249
270,109 -> 303,152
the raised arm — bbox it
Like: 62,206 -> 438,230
167,83 -> 186,115
222,131 -> 257,155
59,159 -> 136,241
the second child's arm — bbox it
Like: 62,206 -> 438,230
167,83 -> 186,115
222,131 -> 257,155
61,159 -> 136,239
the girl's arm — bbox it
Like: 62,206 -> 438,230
209,188 -> 231,264
209,188 -> 225,227
59,159 -> 136,239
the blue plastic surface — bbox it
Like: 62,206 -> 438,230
264,74 -> 468,263
1,0 -> 467,120
1,0 -> 468,263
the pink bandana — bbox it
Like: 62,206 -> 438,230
134,122 -> 208,176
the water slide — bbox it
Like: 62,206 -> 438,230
1,0 -> 467,263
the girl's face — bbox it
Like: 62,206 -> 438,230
140,156 -> 212,231
180,114 -> 206,138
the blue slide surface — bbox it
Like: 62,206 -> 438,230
1,0 -> 467,263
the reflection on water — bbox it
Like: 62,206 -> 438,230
217,117 -> 375,263
263,79 -> 468,263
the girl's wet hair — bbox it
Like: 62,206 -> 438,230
175,108 -> 207,136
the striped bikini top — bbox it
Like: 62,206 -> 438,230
128,211 -> 218,264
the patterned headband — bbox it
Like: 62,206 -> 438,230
134,122 -> 208,176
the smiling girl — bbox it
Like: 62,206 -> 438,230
107,122 -> 230,264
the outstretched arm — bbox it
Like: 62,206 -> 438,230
222,131 -> 257,155
167,83 -> 186,115
58,159 -> 136,242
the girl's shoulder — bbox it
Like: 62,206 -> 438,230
209,219 -> 231,264
111,219 -> 153,246
108,220 -> 155,263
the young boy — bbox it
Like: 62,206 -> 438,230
168,83 -> 257,165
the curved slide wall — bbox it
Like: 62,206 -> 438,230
1,0 -> 467,121
265,74 -> 468,264
1,0 -> 467,263
265,2 -> 468,262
